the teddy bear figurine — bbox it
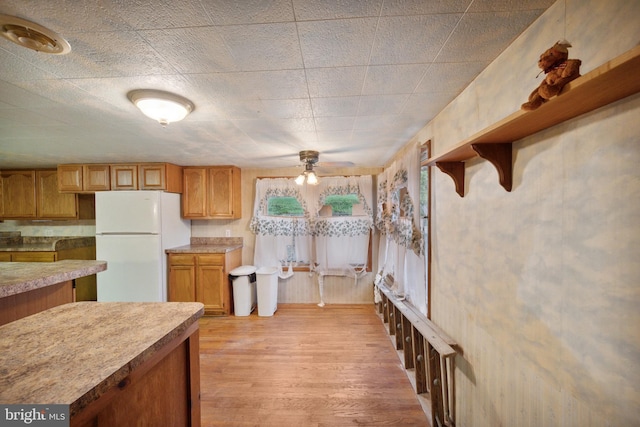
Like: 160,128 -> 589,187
521,40 -> 581,111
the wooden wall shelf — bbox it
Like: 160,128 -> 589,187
424,45 -> 640,197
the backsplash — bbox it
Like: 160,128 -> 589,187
0,220 -> 96,237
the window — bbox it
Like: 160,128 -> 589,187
267,196 -> 304,216
322,194 -> 360,216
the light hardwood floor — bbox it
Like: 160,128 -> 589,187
199,304 -> 429,426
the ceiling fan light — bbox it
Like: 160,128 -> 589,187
295,173 -> 306,185
128,89 -> 194,125
306,171 -> 318,185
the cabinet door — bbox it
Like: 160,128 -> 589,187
84,164 -> 110,191
0,253 -> 11,262
139,164 -> 166,190
198,264 -> 226,314
0,170 -> 37,218
37,170 -> 78,219
182,168 -> 207,218
57,165 -> 83,192
168,255 -> 196,303
111,164 -> 138,190
207,167 -> 241,218
198,254 -> 227,315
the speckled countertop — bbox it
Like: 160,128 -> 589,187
0,236 -> 96,252
0,301 -> 204,418
0,260 -> 107,298
166,236 -> 243,254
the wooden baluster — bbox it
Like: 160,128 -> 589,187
428,344 -> 445,427
403,314 -> 414,369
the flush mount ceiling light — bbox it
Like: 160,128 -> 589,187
0,14 -> 71,54
296,150 -> 320,185
127,89 -> 195,126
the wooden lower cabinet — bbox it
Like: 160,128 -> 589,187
168,249 -> 241,315
0,246 -> 98,301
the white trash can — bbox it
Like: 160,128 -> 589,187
229,265 -> 256,316
256,266 -> 279,317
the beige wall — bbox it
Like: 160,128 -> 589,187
392,0 -> 640,425
191,165 -> 383,305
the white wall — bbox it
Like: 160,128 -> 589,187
400,0 -> 640,425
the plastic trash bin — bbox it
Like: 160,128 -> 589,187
256,266 -> 279,317
229,265 -> 257,316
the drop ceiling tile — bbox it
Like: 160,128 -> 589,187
200,0 -> 294,25
369,14 -> 462,65
187,70 -> 309,100
0,50 -> 60,82
0,0 -> 131,32
139,27 -> 235,73
380,0 -> 470,15
314,116 -> 355,132
0,108 -> 66,127
362,64 -> 429,95
215,23 -> 303,71
108,0 -> 212,29
305,66 -> 367,98
414,61 -> 489,93
438,11 -> 544,62
259,99 -> 314,119
357,94 -> 410,116
25,31 -> 177,79
297,18 -> 379,68
0,81 -> 59,109
469,0 -> 556,12
311,97 -> 361,117
316,130 -> 354,146
292,0 -> 383,20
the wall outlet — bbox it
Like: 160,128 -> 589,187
225,229 -> 231,237
44,229 -> 54,236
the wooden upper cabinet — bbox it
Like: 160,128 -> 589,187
139,163 -> 183,193
182,167 -> 207,218
84,165 -> 111,191
208,167 -> 240,218
182,166 -> 241,219
59,163 -> 181,193
111,164 -> 138,190
0,169 -> 83,220
0,170 -> 37,218
58,164 -> 110,192
36,170 -> 78,219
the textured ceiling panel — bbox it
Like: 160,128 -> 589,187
0,0 -> 554,169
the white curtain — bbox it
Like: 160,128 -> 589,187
374,143 -> 427,314
314,175 -> 373,275
251,176 -> 374,282
250,178 -> 313,276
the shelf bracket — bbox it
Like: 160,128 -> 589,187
436,162 -> 465,197
471,143 -> 513,192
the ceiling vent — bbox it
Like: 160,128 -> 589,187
0,14 -> 70,54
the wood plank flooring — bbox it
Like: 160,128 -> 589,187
199,304 -> 429,426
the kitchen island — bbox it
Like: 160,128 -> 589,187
0,301 -> 204,427
0,259 -> 106,325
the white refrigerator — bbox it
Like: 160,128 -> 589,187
95,191 -> 190,302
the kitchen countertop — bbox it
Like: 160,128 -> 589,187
166,236 -> 243,254
0,260 -> 107,298
0,236 -> 96,252
0,301 -> 204,418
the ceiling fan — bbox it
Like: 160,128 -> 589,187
295,150 -> 321,185
295,150 -> 354,185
